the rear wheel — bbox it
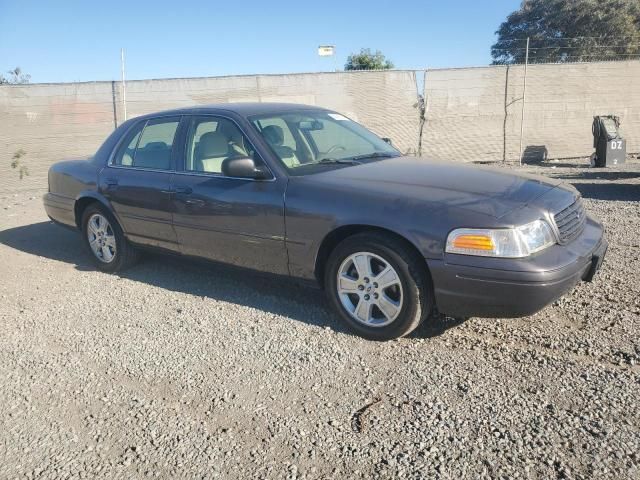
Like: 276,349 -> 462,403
81,203 -> 139,272
325,232 -> 433,341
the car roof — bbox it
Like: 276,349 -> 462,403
135,102 -> 331,119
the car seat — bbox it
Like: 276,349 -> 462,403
197,131 -> 231,173
262,125 -> 300,168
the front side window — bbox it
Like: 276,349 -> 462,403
113,117 -> 180,170
250,110 -> 399,174
184,116 -> 262,174
254,117 -> 302,168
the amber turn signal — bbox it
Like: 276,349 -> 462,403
451,234 -> 494,251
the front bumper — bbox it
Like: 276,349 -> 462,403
427,215 -> 607,318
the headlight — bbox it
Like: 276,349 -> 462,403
445,220 -> 556,258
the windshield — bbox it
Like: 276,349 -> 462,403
249,110 -> 400,174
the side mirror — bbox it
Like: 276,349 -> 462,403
222,157 -> 271,180
382,137 -> 393,145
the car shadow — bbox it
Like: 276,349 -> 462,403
534,160 -> 592,169
529,163 -> 640,201
571,183 -> 640,202
551,170 -> 640,181
0,221 -> 464,340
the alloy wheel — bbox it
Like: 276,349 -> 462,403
336,251 -> 404,327
86,213 -> 117,263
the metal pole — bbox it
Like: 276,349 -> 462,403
518,37 -> 529,165
121,48 -> 127,121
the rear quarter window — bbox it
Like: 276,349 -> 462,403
112,117 -> 180,170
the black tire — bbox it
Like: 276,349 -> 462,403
81,203 -> 139,273
324,232 -> 433,341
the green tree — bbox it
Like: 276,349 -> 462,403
0,67 -> 31,84
345,49 -> 394,70
492,0 -> 640,64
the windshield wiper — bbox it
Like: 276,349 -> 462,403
346,152 -> 399,161
316,157 -> 362,165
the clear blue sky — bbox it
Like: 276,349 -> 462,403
0,0 -> 520,83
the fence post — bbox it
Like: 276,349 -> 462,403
518,37 -> 529,165
415,70 -> 426,156
121,48 -> 127,121
111,81 -> 118,129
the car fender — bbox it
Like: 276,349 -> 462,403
303,214 -> 436,286
73,190 -> 124,231
323,216 -> 426,255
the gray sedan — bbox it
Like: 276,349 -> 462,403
43,103 -> 607,340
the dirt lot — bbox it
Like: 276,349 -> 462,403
1,160 -> 639,479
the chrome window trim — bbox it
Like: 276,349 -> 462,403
105,164 -> 177,174
172,169 -> 276,183
105,164 -> 277,182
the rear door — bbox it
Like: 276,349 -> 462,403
171,114 -> 288,275
100,116 -> 181,251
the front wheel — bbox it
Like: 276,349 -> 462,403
325,232 -> 433,341
81,203 -> 139,272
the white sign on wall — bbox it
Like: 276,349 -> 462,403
318,45 -> 335,57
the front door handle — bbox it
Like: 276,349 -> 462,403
174,185 -> 193,195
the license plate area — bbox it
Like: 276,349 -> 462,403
583,241 -> 608,282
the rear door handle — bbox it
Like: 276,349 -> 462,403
105,178 -> 118,190
174,185 -> 193,194
184,198 -> 205,207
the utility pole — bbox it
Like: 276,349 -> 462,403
518,37 -> 529,165
121,48 -> 127,121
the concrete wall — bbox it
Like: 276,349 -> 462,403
423,61 -> 640,162
0,70 -> 420,192
1,81 -> 117,192
1,62 -> 638,193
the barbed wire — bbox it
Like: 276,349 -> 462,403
492,37 -> 640,65
506,55 -> 640,65
493,44 -> 640,51
496,35 -> 640,43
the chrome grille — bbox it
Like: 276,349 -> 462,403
553,197 -> 586,244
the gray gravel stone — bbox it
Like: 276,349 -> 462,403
0,159 -> 638,479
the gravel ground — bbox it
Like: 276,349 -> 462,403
0,159 -> 639,479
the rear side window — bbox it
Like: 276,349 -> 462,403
112,117 -> 180,170
113,122 -> 143,167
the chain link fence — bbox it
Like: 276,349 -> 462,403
492,37 -> 640,65
422,60 -> 640,163
0,70 -> 421,192
1,58 -> 638,193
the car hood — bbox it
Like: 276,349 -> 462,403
311,156 -> 563,219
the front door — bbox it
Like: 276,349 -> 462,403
100,116 -> 181,251
171,115 -> 288,275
